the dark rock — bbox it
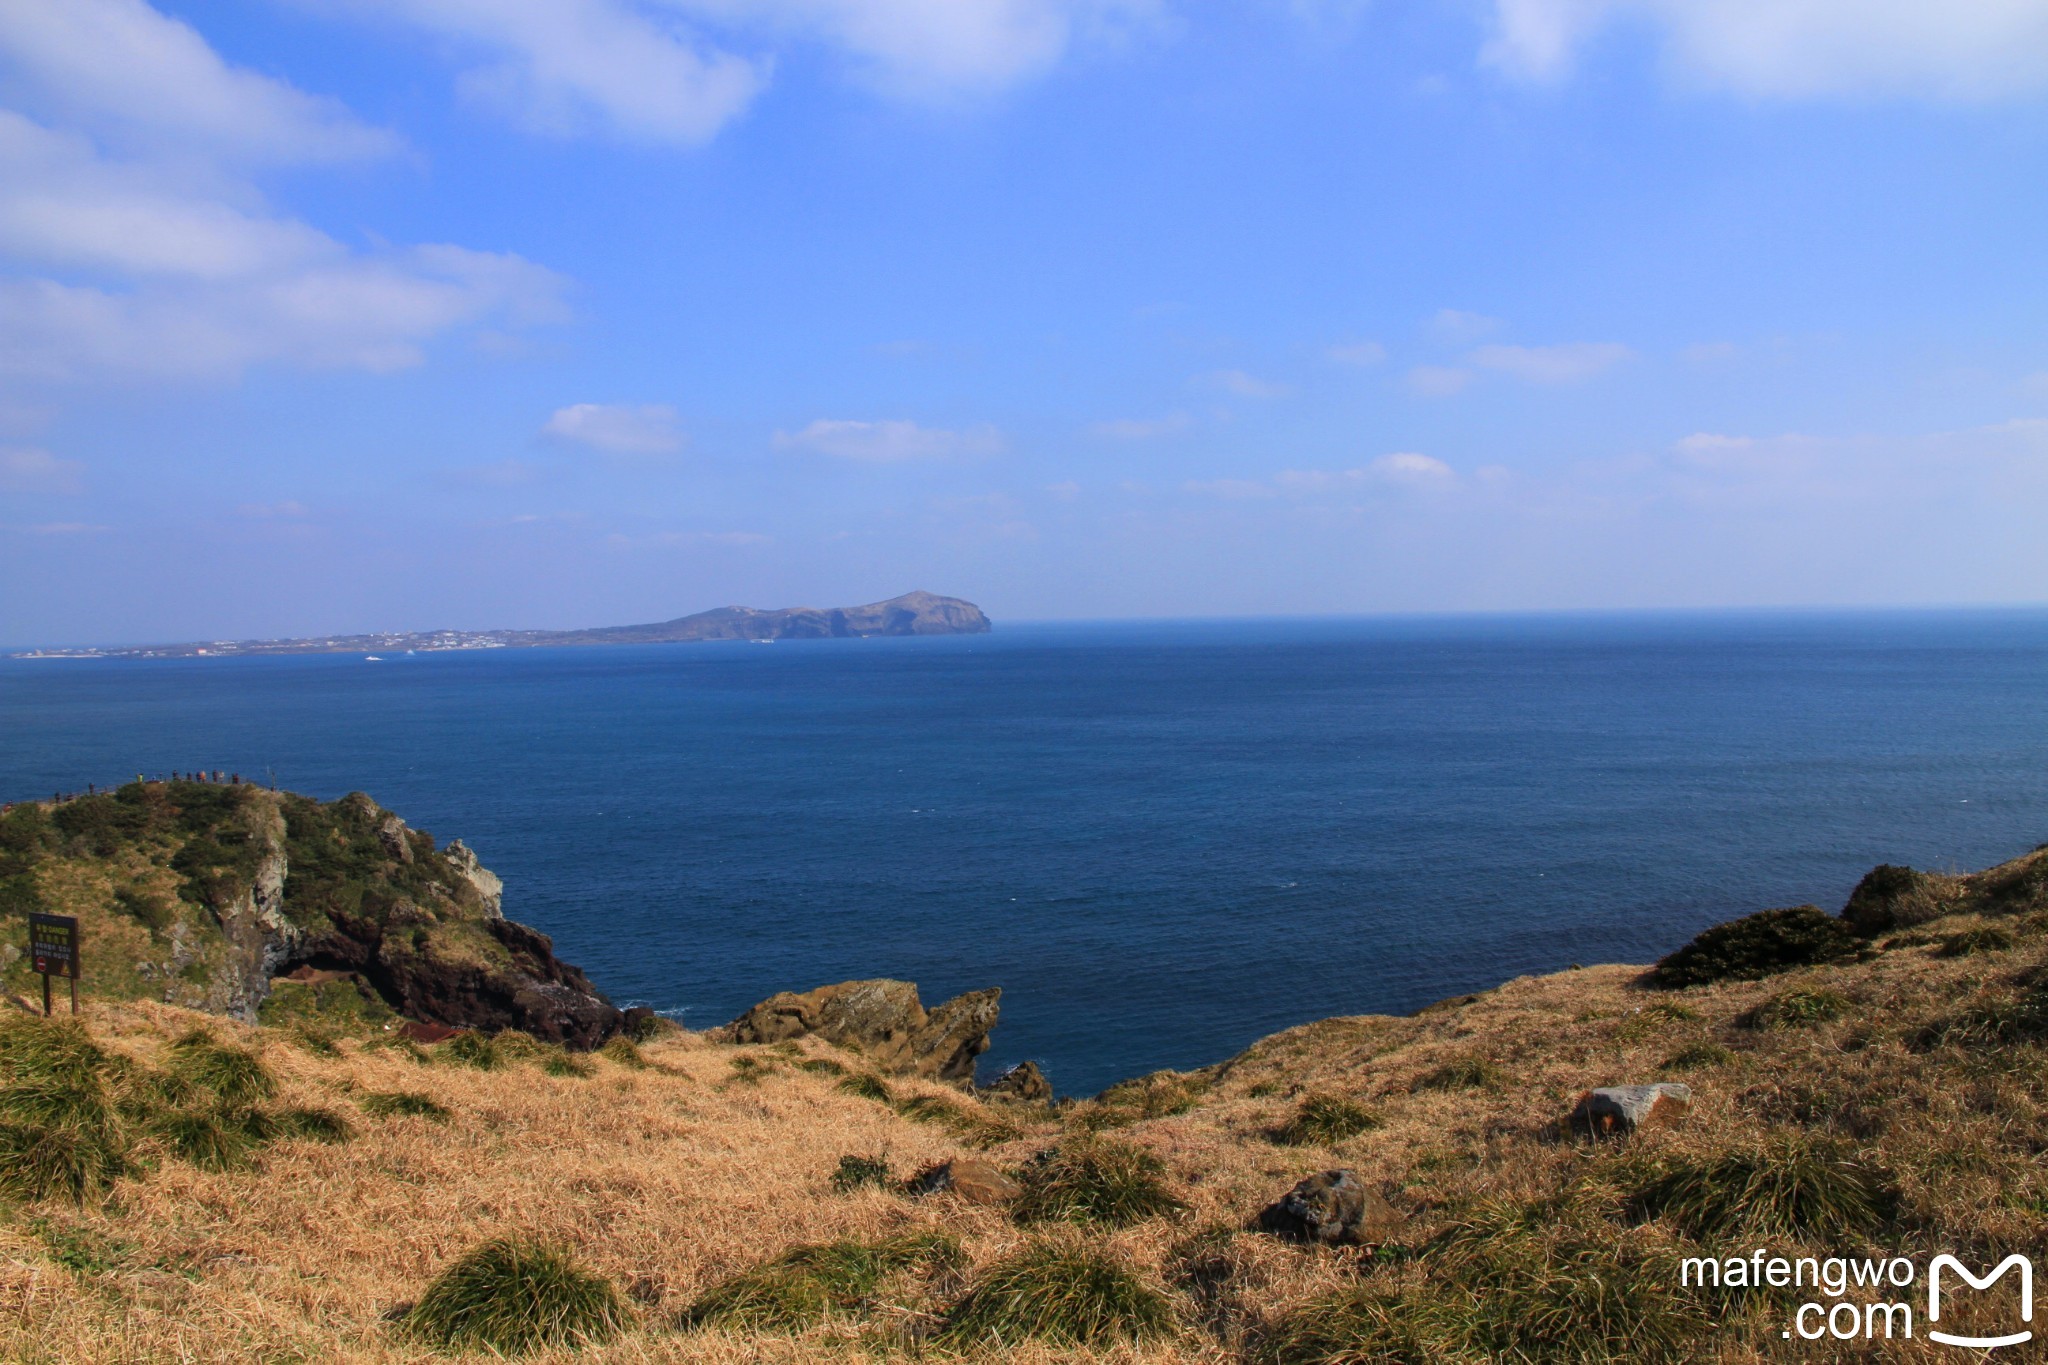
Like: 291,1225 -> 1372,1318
1569,1083 -> 1692,1139
724,979 -> 1000,1084
907,1157 -> 1021,1206
979,1060 -> 1052,1103
1257,1169 -> 1405,1247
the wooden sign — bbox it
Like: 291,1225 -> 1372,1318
27,912 -> 79,1016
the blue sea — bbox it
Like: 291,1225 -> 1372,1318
5,611 -> 2047,1094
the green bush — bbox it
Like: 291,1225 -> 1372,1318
150,1107 -> 261,1171
1651,906 -> 1861,988
1626,1138 -> 1900,1242
0,1017 -> 131,1203
1273,1093 -> 1380,1146
405,1237 -> 626,1355
1841,864 -> 1936,936
1012,1138 -> 1185,1228
442,1032 -> 502,1071
941,1240 -> 1173,1347
358,1090 -> 451,1122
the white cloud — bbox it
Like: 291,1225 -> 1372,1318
0,0 -> 396,163
1203,369 -> 1294,399
1090,412 -> 1189,439
321,0 -> 1157,142
0,7 -> 565,382
1190,454 -> 1459,500
0,447 -> 84,494
1326,340 -> 1387,367
1470,341 -> 1631,384
1405,365 -> 1472,398
774,418 -> 1003,461
335,0 -> 765,144
1426,309 -> 1504,343
542,402 -> 686,454
666,0 -> 1162,97
1483,0 -> 2048,100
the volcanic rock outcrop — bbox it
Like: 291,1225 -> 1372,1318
0,781 -> 622,1048
722,978 -> 1000,1084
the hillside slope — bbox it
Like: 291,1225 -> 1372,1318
4,837 -> 2047,1360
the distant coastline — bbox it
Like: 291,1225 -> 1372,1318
10,589 -> 990,660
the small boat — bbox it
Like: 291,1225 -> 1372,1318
365,655 -> 383,662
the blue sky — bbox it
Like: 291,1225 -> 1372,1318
2,0 -> 2046,644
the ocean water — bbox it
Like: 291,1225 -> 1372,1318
5,610 -> 2047,1095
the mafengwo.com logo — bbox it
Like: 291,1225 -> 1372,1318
1682,1249 -> 2033,1347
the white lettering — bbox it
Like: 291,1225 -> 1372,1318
1796,1303 -> 1826,1340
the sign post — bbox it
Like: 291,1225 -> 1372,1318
27,913 -> 79,1016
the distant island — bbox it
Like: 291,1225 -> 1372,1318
13,590 -> 991,659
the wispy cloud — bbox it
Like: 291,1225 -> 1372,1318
0,446 -> 84,494
1202,369 -> 1293,399
1470,341 -> 1631,384
1480,0 -> 2048,100
1426,309 -> 1503,344
542,403 -> 685,455
1187,453 -> 1458,499
774,418 -> 1003,462
1326,340 -> 1387,367
1090,412 -> 1190,440
1405,365 -> 1472,398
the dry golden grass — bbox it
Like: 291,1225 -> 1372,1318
8,858 -> 2048,1360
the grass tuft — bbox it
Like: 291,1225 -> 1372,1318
1625,1137 -> 1900,1242
684,1232 -> 960,1332
267,1105 -> 354,1144
404,1237 -> 626,1355
837,1072 -> 893,1103
149,1107 -> 260,1172
1660,1042 -> 1735,1072
1939,926 -> 2016,958
1739,987 -> 1851,1031
167,1034 -> 276,1108
1272,1093 -> 1379,1146
1411,1056 -> 1505,1093
1012,1138 -> 1185,1227
358,1090 -> 451,1122
441,1032 -> 502,1071
831,1154 -> 892,1193
599,1037 -> 648,1070
941,1239 -> 1173,1347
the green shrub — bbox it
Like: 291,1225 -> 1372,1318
541,1050 -> 594,1078
405,1237 -> 626,1355
1841,865 -> 1939,935
359,1090 -> 451,1122
1740,988 -> 1851,1031
1012,1138 -> 1185,1228
621,1011 -> 666,1044
831,1154 -> 892,1193
1651,906 -> 1861,988
1410,1057 -> 1504,1093
1273,1093 -> 1379,1146
1626,1138 -> 1900,1242
684,1233 -> 959,1331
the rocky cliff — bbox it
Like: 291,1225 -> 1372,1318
0,781 -> 622,1047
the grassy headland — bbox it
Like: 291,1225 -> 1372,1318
2,786 -> 2046,1361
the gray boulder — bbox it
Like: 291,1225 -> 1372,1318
1569,1083 -> 1692,1139
1258,1169 -> 1405,1247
